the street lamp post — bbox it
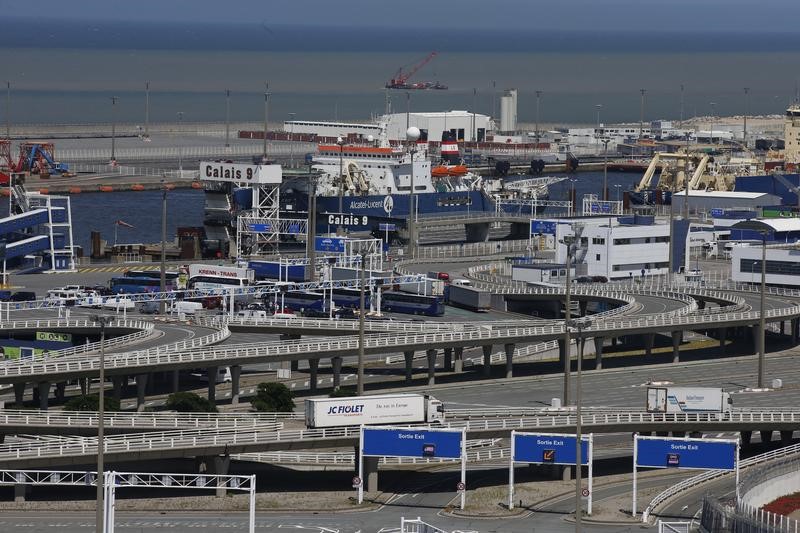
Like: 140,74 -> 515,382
406,127 -> 421,258
90,314 -> 114,533
561,234 -> 575,405
743,87 -> 750,148
535,90 -> 542,148
758,233 -> 767,387
710,102 -> 717,145
160,177 -> 168,314
263,82 -> 270,162
336,136 -> 345,236
110,96 -> 118,165
177,112 -> 184,175
601,138 -> 610,201
595,104 -> 602,140
639,89 -> 646,140
568,317 -> 591,531
225,89 -> 231,148
144,81 -> 150,140
357,251 -> 367,395
288,112 -> 296,167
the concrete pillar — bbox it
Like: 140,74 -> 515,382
454,347 -> 464,373
404,351 -> 414,382
443,348 -> 453,372
14,484 -> 26,502
792,318 -> 799,342
558,339 -> 568,369
611,337 -> 618,347
781,431 -> 794,445
760,430 -> 773,444
578,300 -> 587,317
331,357 -> 342,390
37,381 -> 50,411
364,456 -> 379,493
212,455 -> 231,498
307,360 -> 318,393
780,321 -> 786,335
718,328 -> 727,356
171,370 -> 180,393
593,337 -> 604,370
426,349 -> 437,386
644,334 -> 655,358
55,382 -> 66,403
290,360 -> 299,372
561,465 -> 572,481
672,331 -> 681,363
13,383 -> 25,407
79,378 -> 88,396
482,345 -> 493,377
112,377 -> 124,402
465,222 -> 490,242
136,374 -> 148,412
751,325 -> 759,354
231,365 -> 242,404
207,366 -> 218,403
740,431 -> 752,448
504,343 -> 515,379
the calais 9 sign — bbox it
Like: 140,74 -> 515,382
199,161 -> 281,184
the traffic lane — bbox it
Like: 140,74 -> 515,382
654,474 -> 735,522
432,348 -> 800,410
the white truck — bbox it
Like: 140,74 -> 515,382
646,386 -> 732,414
305,393 -> 444,428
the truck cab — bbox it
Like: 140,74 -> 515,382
425,395 -> 445,423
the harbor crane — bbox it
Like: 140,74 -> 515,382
385,52 -> 447,90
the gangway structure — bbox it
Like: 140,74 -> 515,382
0,186 -> 76,275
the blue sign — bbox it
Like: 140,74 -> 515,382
588,203 -> 611,214
530,220 -> 557,235
314,236 -> 346,253
513,433 -> 589,466
362,428 -> 463,459
710,208 -> 724,217
379,223 -> 396,231
636,437 -> 736,470
248,223 -> 272,232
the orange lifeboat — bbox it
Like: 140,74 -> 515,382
39,188 -> 49,195
99,185 -> 114,192
191,181 -> 203,189
68,187 -> 82,194
0,189 -> 9,197
131,184 -> 145,191
431,166 -> 449,177
446,165 -> 468,176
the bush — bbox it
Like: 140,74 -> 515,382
329,387 -> 356,398
251,382 -> 295,412
63,394 -> 121,412
165,391 -> 218,413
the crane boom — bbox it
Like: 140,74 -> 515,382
386,52 -> 445,90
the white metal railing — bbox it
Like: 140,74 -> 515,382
44,320 -> 156,359
60,142 -> 315,162
2,410 -> 800,464
643,441 -> 800,522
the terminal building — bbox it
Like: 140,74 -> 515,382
522,214 -> 689,281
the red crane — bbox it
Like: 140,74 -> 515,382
385,52 -> 447,90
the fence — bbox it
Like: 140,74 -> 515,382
60,141 -> 315,162
700,496 -> 798,533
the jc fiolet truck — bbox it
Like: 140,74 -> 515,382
305,394 -> 444,428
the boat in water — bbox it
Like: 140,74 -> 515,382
279,126 -> 560,236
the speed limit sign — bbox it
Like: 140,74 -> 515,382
352,476 -> 362,488
456,481 -> 466,492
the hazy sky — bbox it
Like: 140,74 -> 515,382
7,0 -> 800,31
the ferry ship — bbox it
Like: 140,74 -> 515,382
280,128 -> 555,236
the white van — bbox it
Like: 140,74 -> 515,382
45,288 -> 86,306
172,300 -> 204,316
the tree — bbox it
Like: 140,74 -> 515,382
251,382 -> 295,412
63,394 -> 121,412
165,391 -> 218,413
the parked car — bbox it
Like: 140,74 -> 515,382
9,291 -> 37,302
575,276 -> 594,283
591,275 -> 608,283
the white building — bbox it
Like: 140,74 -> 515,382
731,244 -> 800,287
283,120 -> 383,140
499,89 -> 518,133
382,110 -> 494,143
531,216 -> 672,280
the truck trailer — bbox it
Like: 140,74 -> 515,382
305,393 -> 444,428
446,284 -> 491,312
646,386 -> 732,414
